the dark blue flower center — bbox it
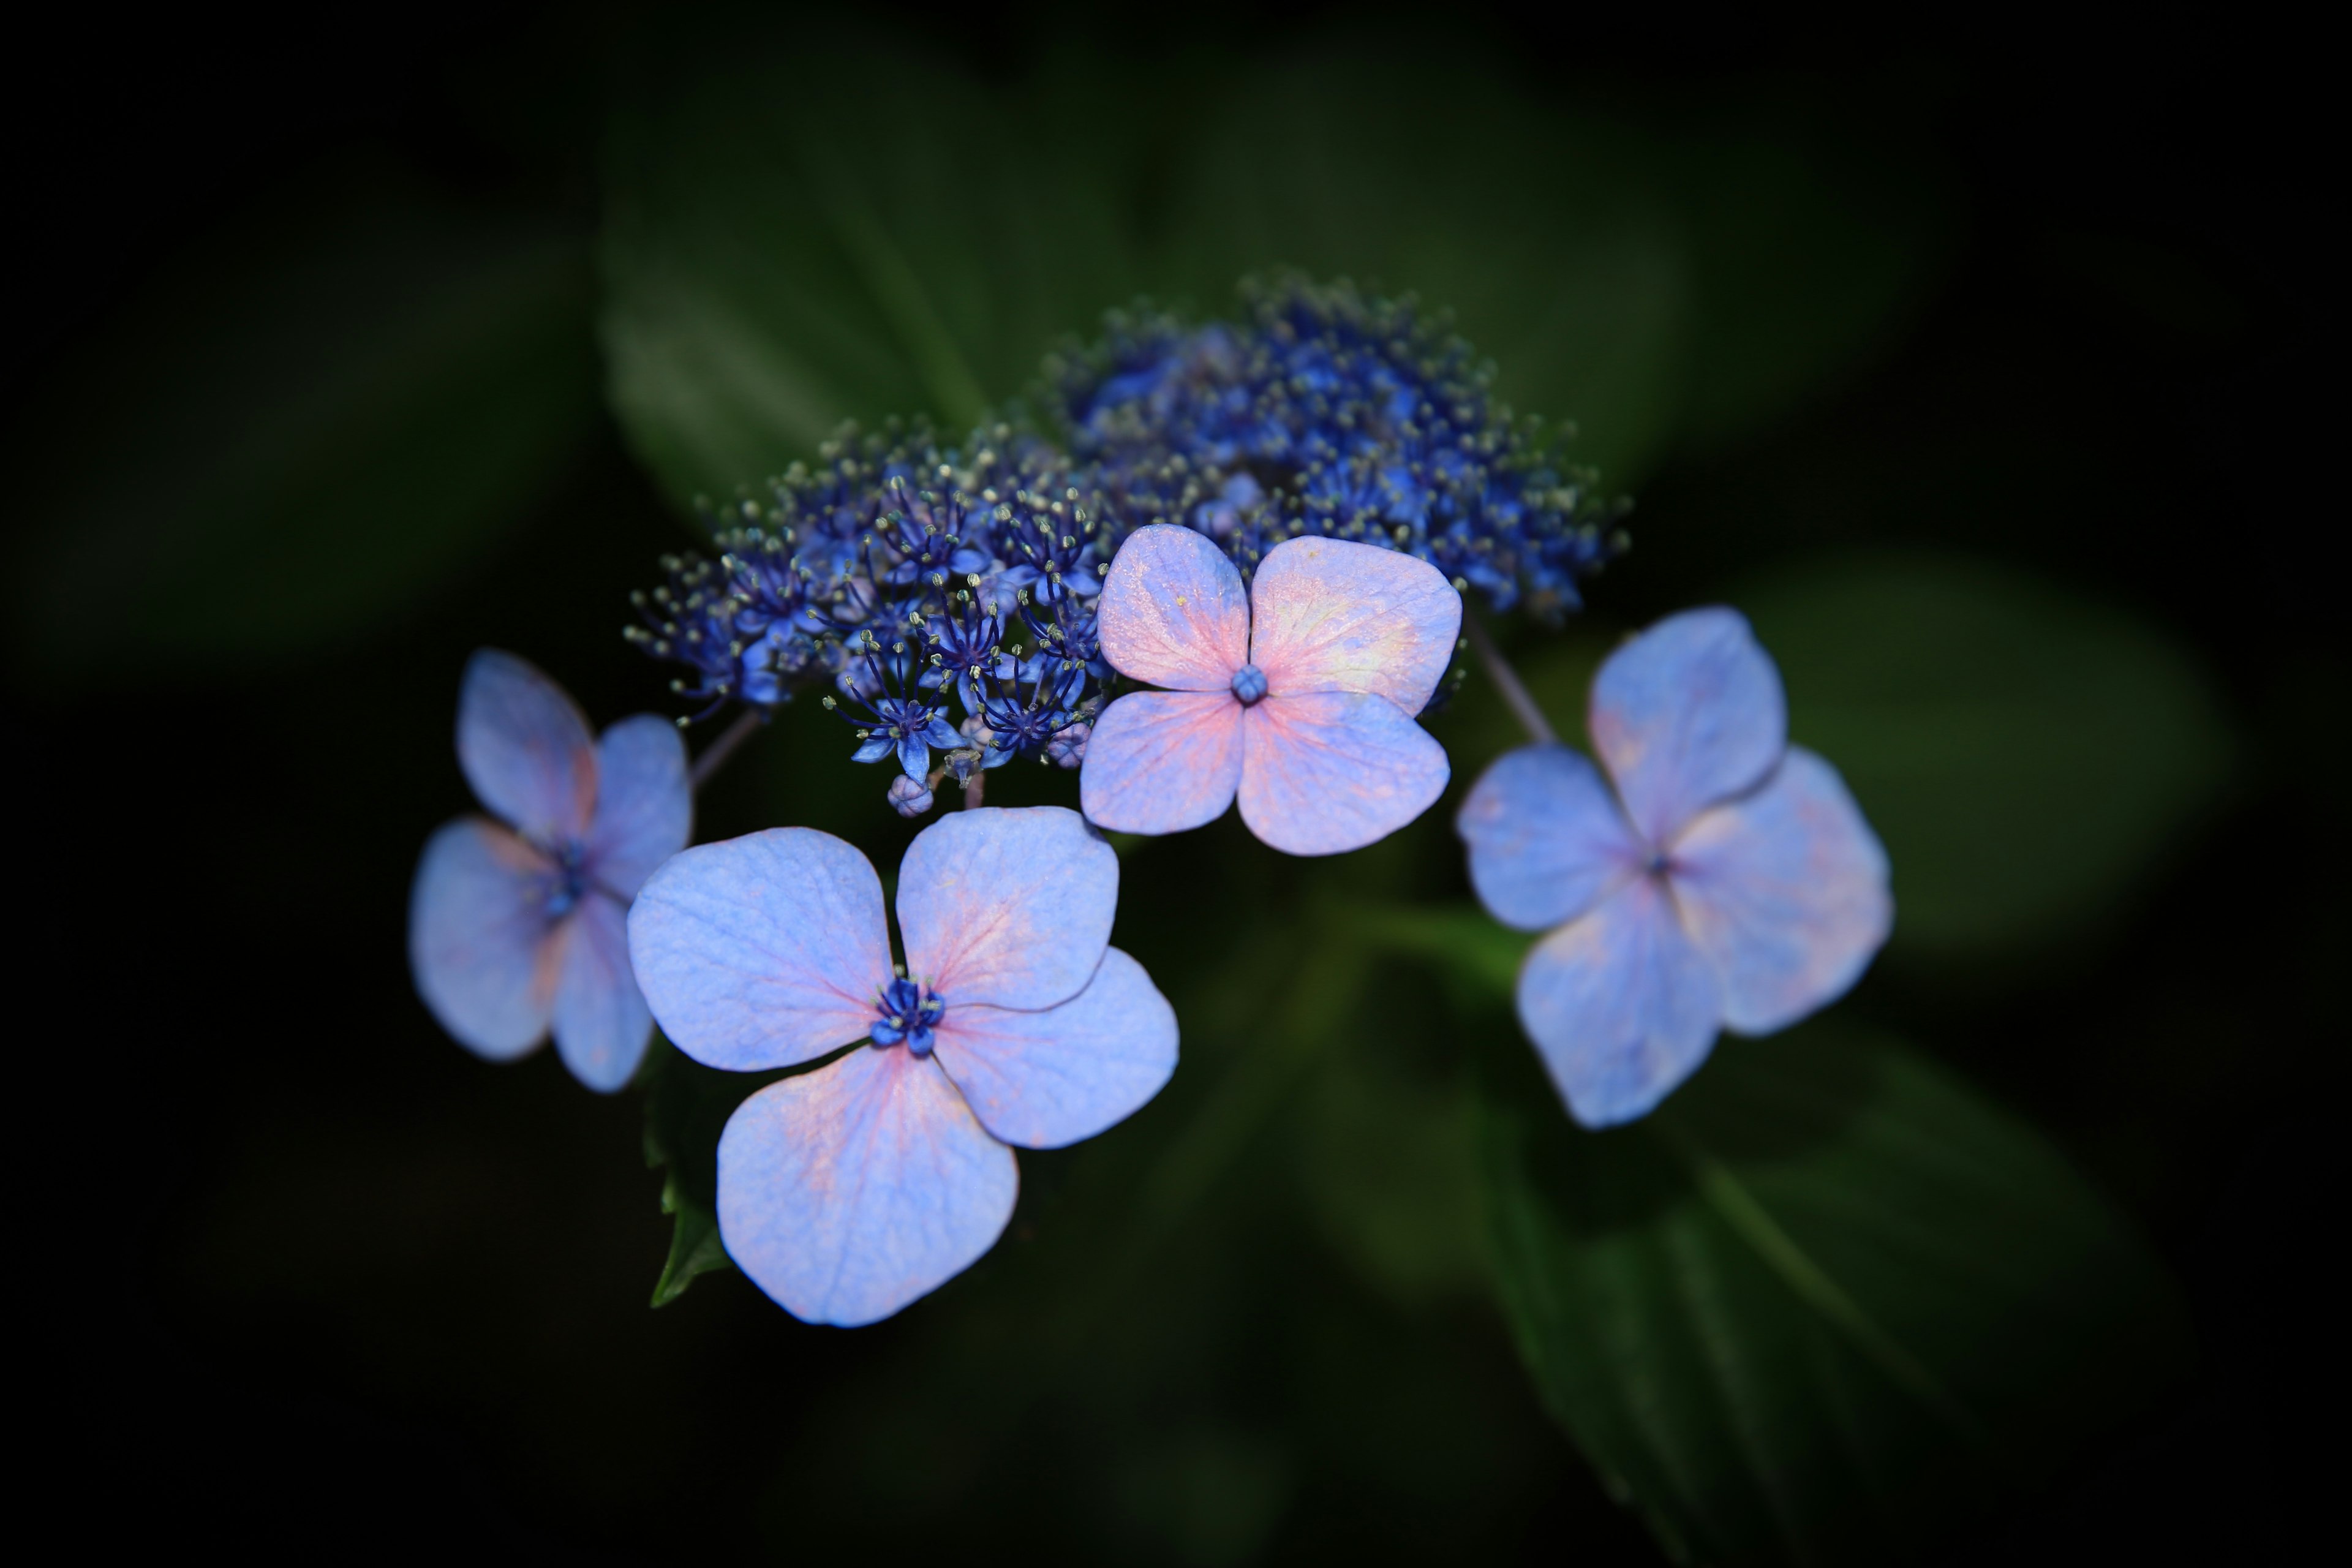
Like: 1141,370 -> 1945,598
542,845 -> 588,919
1231,663 -> 1269,705
871,976 -> 946,1056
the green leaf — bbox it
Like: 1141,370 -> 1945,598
1736,554 -> 2236,959
598,30 -> 1141,506
7,162 -> 598,684
641,1036 -> 777,1306
596,26 -> 1956,510
1475,1017 -> 2186,1566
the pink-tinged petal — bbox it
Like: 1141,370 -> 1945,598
1669,747 -> 1892,1036
1079,690 -> 1245,836
551,892 -> 655,1093
933,948 -> 1177,1149
1518,876 -> 1724,1128
897,806 -> 1116,1011
1248,535 -> 1463,710
456,649 -> 597,847
1236,690 -> 1449,856
409,816 -> 560,1061
1096,524 -> 1250,690
1457,744 -> 1646,932
585,715 -> 691,899
627,828 -> 892,1071
717,1047 -> 1017,1327
1588,608 -> 1786,845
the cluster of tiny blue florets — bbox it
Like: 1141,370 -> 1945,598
627,277 -> 1625,814
1048,274 -> 1627,617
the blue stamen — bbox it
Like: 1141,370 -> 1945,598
870,976 -> 946,1056
1231,663 -> 1269,705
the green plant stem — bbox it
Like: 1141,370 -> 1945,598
687,706 -> 767,792
1464,614 -> 1558,745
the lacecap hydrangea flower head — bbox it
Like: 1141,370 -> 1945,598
1455,609 -> 1891,1127
1081,523 -> 1462,854
625,278 -> 1623,816
409,650 -> 690,1091
626,806 -> 1177,1325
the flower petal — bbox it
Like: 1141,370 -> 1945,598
1079,690 -> 1245,836
1669,747 -> 1893,1035
1517,876 -> 1724,1128
408,817 -> 559,1061
456,649 -> 597,848
1237,690 -> 1449,856
1248,535 -> 1462,710
1096,524 -> 1250,690
551,892 -> 655,1092
717,1047 -> 1017,1327
1588,608 -> 1786,844
627,828 -> 892,1071
1456,743 -> 1645,932
897,806 -> 1117,1010
932,947 -> 1177,1149
585,715 -> 691,899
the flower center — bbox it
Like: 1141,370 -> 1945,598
541,846 -> 588,919
1230,663 -> 1269,705
871,976 -> 946,1057
1643,848 -> 1673,879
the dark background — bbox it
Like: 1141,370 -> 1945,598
11,4 -> 2334,1561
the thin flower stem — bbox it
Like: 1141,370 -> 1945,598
1463,614 -> 1558,745
687,707 -> 767,793
963,770 -> 986,809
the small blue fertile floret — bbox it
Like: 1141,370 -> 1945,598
870,976 -> 945,1055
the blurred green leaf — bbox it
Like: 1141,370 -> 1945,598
7,164 -> 598,684
1477,1016 -> 2185,1566
1737,555 -> 2236,959
599,32 -> 1140,504
597,25 -> 1954,511
641,1036 -> 772,1305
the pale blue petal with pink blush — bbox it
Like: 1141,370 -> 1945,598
1588,608 -> 1785,845
1668,747 -> 1893,1035
1518,876 -> 1725,1127
717,1045 -> 1019,1328
933,948 -> 1178,1148
1457,744 -> 1641,932
552,894 -> 654,1091
627,827 -> 893,1072
410,818 -> 562,1059
1080,690 -> 1245,837
587,714 -> 694,897
897,807 -> 1118,1009
1235,690 -> 1450,857
456,648 -> 597,849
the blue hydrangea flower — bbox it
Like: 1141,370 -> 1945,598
1082,524 -> 1461,854
625,807 -> 1178,1325
409,650 -> 690,1091
1455,609 -> 1892,1127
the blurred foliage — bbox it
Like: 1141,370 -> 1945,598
5,157 -> 600,687
598,20 -> 1954,508
1738,556 -> 2236,960
1357,905 -> 2185,1562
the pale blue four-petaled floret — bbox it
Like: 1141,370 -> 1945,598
625,806 -> 1178,1327
1455,609 -> 1893,1128
408,649 -> 692,1092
